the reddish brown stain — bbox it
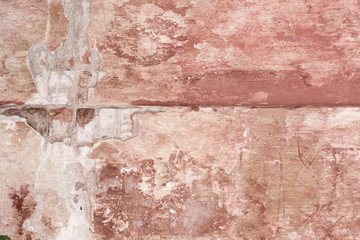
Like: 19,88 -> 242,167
93,154 -> 233,239
131,100 -> 189,107
49,108 -> 73,122
76,108 -> 95,128
88,142 -> 119,160
8,184 -> 37,236
98,164 -> 121,183
180,69 -> 360,106
3,108 -> 21,116
68,57 -> 74,68
26,108 -> 47,118
130,69 -> 360,107
78,71 -> 93,103
0,101 -> 25,106
90,0 -> 360,106
81,50 -> 91,64
41,215 -> 56,235
75,182 -> 86,191
47,0 -> 69,51
257,204 -> 268,226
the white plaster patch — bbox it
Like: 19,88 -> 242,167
303,112 -> 327,130
76,120 -> 96,145
97,108 -> 143,141
138,176 -> 152,195
48,71 -> 74,104
327,109 -> 360,128
153,181 -> 177,200
0,116 -> 25,130
55,212 -> 89,240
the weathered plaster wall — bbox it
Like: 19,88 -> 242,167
1,1 -> 360,240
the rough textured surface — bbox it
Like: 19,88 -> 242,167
2,107 -> 360,239
0,115 -> 91,239
2,0 -> 360,240
0,0 -> 48,104
0,116 -> 42,239
89,0 -> 360,106
90,108 -> 360,239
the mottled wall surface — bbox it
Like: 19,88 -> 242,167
1,1 -> 360,240
89,0 -> 360,106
